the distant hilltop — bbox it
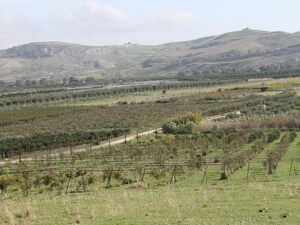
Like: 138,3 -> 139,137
1,28 -> 300,81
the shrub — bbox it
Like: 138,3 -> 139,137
267,130 -> 281,143
173,112 -> 202,126
0,174 -> 14,193
176,122 -> 197,134
162,112 -> 202,134
162,122 -> 178,134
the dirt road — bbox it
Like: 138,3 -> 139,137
0,129 -> 162,166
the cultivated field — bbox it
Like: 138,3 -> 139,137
0,78 -> 299,225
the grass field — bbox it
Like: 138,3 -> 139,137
276,134 -> 300,179
1,179 -> 299,224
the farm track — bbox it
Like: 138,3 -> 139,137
0,128 -> 162,166
1,115 -> 300,167
0,112 -> 230,166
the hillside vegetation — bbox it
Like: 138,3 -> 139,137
2,29 -> 300,81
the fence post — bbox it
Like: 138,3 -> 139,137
136,131 -> 139,141
125,134 -> 127,144
69,143 -> 73,156
65,171 -> 72,194
18,149 -> 22,163
141,167 -> 146,182
201,167 -> 208,185
246,162 -> 251,180
105,170 -> 113,189
170,165 -> 177,184
289,160 -> 294,177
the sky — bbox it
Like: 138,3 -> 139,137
0,0 -> 300,49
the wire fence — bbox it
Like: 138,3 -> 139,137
1,158 -> 299,181
0,157 -> 298,198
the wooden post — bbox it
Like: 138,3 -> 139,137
18,149 -> 22,163
65,171 -> 72,194
141,167 -> 146,182
136,131 -> 139,141
201,167 -> 208,185
105,170 -> 113,189
289,160 -> 294,177
89,142 -> 92,153
220,163 -> 227,181
69,144 -> 73,156
170,165 -> 177,184
246,162 -> 251,180
25,173 -> 29,197
148,131 -> 150,140
125,134 -> 127,144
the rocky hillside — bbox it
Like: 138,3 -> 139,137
1,28 -> 300,81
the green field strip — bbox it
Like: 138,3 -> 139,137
276,132 -> 300,179
231,135 -> 283,181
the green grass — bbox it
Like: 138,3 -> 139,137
1,180 -> 300,225
276,133 -> 300,179
231,135 -> 284,182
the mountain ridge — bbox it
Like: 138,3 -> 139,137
1,28 -> 300,81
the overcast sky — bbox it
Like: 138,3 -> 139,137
1,0 -> 300,49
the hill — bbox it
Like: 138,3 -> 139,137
1,28 -> 300,81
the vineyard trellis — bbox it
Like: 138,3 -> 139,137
1,155 -> 299,196
0,129 -> 298,196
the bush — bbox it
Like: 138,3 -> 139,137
162,112 -> 202,134
176,122 -> 197,134
267,130 -> 281,143
289,131 -> 297,142
0,175 -> 14,193
173,112 -> 202,126
162,122 -> 178,134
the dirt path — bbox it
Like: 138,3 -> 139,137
0,128 -> 162,166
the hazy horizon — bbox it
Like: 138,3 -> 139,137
1,0 -> 300,49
